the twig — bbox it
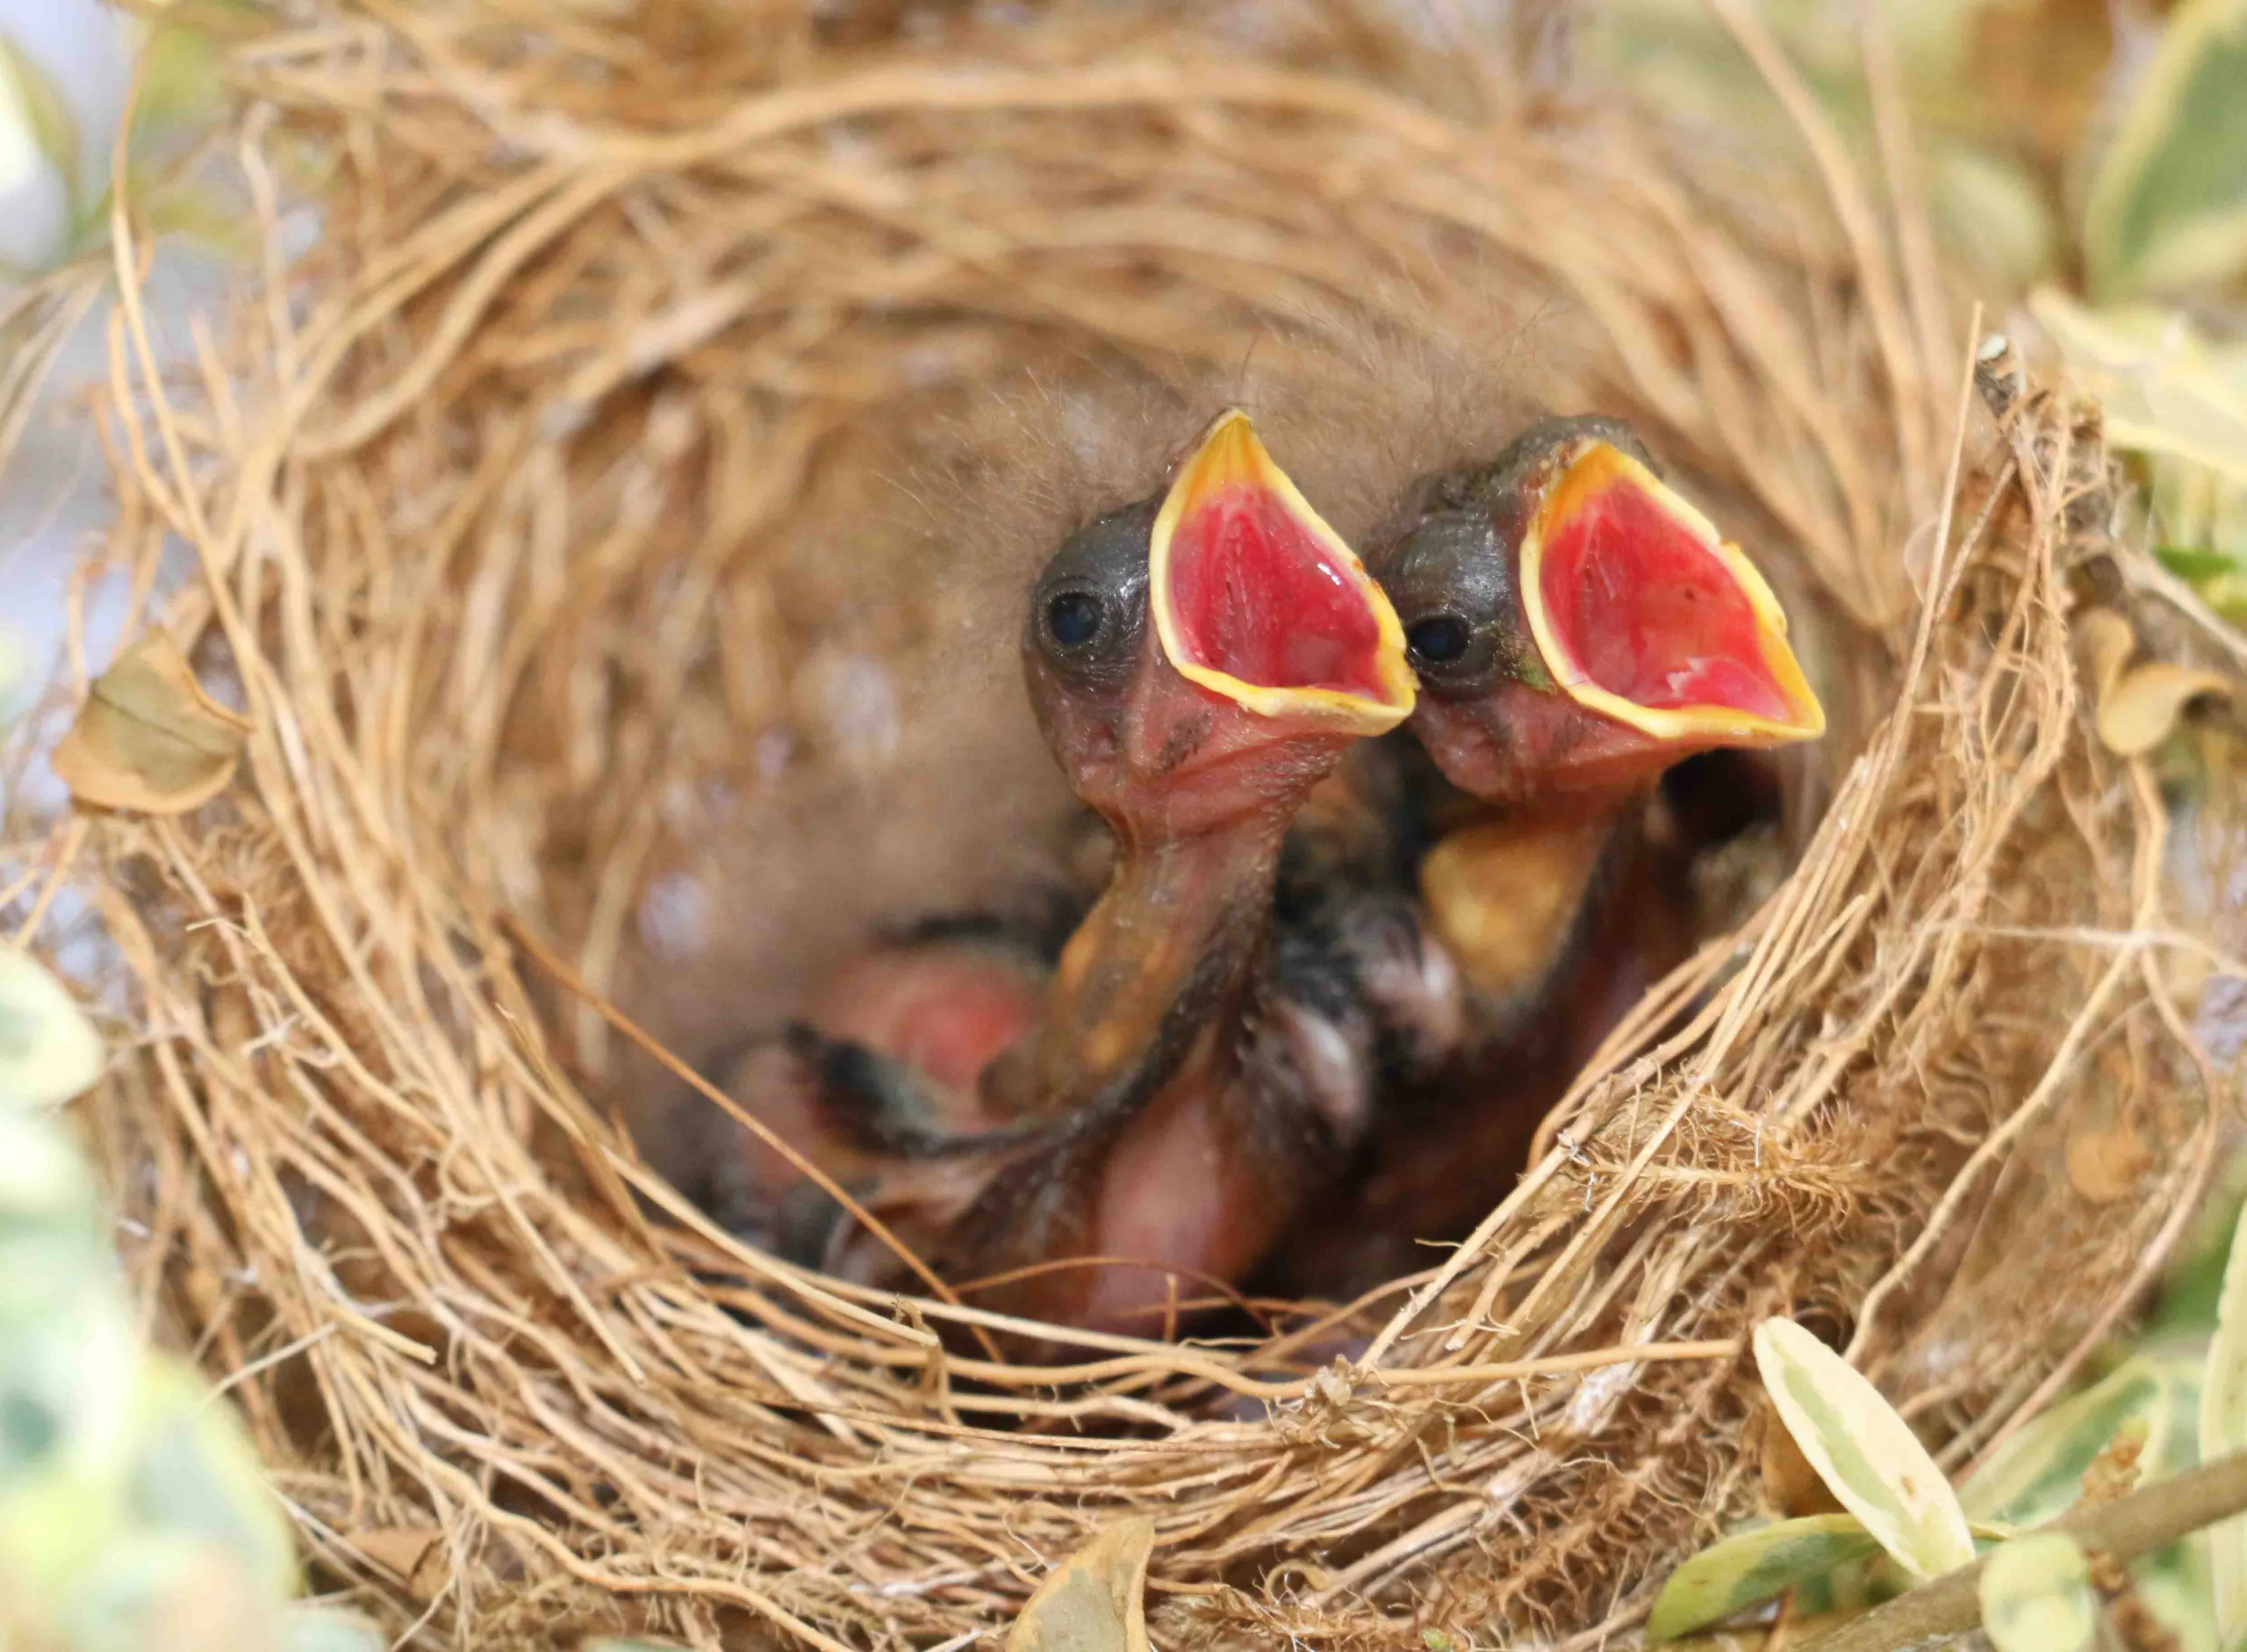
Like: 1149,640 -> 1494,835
499,910 -> 1001,1361
1796,1448 -> 2247,1652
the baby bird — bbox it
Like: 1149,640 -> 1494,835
712,410 -> 1423,1332
1274,414 -> 1827,1292
1385,415 -> 1820,796
1379,413 -> 1821,1002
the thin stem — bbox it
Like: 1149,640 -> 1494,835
1796,1447 -> 2247,1652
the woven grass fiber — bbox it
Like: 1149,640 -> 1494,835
27,0 -> 2242,1645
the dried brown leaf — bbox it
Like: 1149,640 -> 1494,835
51,631 -> 250,815
2080,1417 -> 2149,1505
344,1527 -> 443,1593
1762,1402 -> 1847,1518
1005,1519 -> 1154,1652
2076,608 -> 2235,755
2078,608 -> 2136,705
2066,1127 -> 2155,1204
2098,662 -> 2235,757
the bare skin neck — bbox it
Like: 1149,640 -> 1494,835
1016,807 -> 1294,1121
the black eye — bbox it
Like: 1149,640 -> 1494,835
1045,592 -> 1103,648
1407,614 -> 1472,665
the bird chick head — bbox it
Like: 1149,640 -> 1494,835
1374,414 -> 1824,804
1022,409 -> 1414,840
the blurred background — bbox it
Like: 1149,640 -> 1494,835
0,0 -> 126,654
5,0 -> 2242,696
0,0 -> 224,720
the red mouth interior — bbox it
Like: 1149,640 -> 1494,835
1166,483 -> 1385,698
1540,477 -> 1792,719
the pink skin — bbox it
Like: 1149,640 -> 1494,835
1080,1059 -> 1238,1329
798,946 -> 1042,1124
713,943 -> 1040,1218
817,432 -> 1406,1334
898,637 -> 1372,1332
1410,679 -> 1698,812
1018,625 -> 1363,1110
753,657 -> 1361,1331
1028,621 -> 1364,840
1402,430 -> 1815,808
1080,994 -> 1375,1331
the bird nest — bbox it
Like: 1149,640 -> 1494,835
45,0 -> 2230,1646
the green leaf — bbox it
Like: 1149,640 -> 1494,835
1961,1355 -> 2201,1527
0,1105 -> 100,1237
2153,458 -> 2247,575
1648,1514 -> 1882,1642
136,18 -> 226,135
2136,1534 -> 2220,1652
126,1358 -> 297,1604
0,1472 -> 128,1625
0,1308 -> 132,1485
0,32 -> 79,195
2208,1203 -> 2247,1643
2031,291 -> 2247,491
1980,1533 -> 2100,1652
51,1533 -> 272,1652
0,1286 -> 140,1588
2160,545 -> 2242,581
0,81 -> 32,196
1752,1318 -> 1974,1580
2034,288 -> 2247,620
146,178 -> 255,262
0,945 -> 105,1113
1930,145 -> 2059,293
1962,1350 -> 2222,1648
2084,0 -> 2247,298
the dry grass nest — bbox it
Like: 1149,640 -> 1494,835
21,0 -> 2244,1645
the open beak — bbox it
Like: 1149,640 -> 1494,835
1149,410 -> 1415,736
1519,440 -> 1824,748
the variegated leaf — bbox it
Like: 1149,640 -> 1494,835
0,945 -> 104,1112
2083,0 -> 2247,298
2206,1202 -> 2247,1642
1981,1533 -> 2099,1652
1753,1318 -> 1974,1580
1648,1514 -> 1881,1642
